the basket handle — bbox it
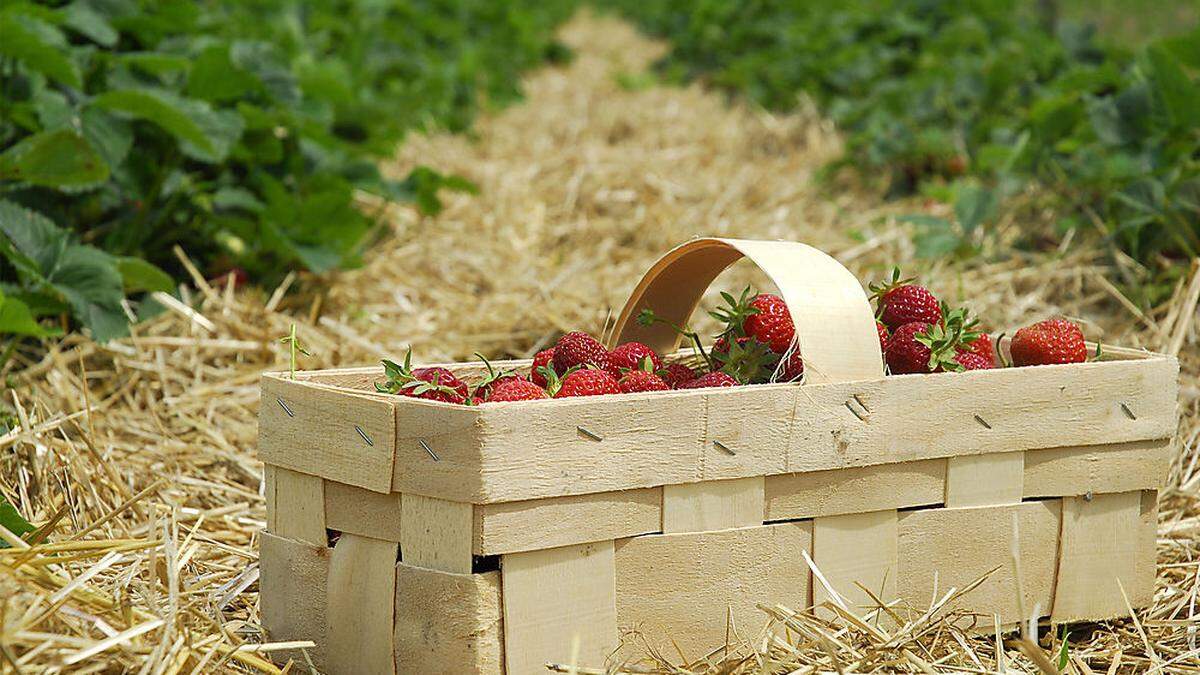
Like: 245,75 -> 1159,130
608,237 -> 883,384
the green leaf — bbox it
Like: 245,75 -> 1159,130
187,44 -> 258,102
0,200 -> 128,342
61,0 -> 117,47
0,12 -> 82,89
0,129 -> 109,189
91,89 -> 217,157
0,291 -> 59,337
116,257 -> 174,293
954,186 -> 997,235
0,495 -> 35,548
81,107 -> 133,170
1146,45 -> 1200,129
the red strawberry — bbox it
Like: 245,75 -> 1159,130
553,368 -> 621,398
870,269 -> 942,331
530,347 -> 556,387
748,293 -> 789,318
411,367 -> 469,400
746,312 -> 795,353
609,342 -> 663,374
886,322 -> 935,374
658,363 -> 695,388
962,333 -> 995,367
1010,319 -> 1087,366
488,379 -> 549,402
618,370 -> 670,393
678,371 -> 738,389
877,321 -> 890,355
553,332 -> 611,373
776,351 -> 803,381
951,350 -> 994,371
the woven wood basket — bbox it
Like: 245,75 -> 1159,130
257,238 -> 1179,675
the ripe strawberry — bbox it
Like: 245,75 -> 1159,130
951,350 -> 994,371
553,332 -> 611,373
553,368 -> 621,398
658,363 -> 695,388
744,312 -> 795,353
609,342 -> 663,374
411,367 -> 469,400
776,351 -> 803,381
530,347 -> 556,387
885,322 -> 935,374
678,371 -> 738,389
1010,319 -> 1087,366
488,379 -> 549,402
618,369 -> 670,393
748,293 -> 789,318
870,269 -> 942,330
877,321 -> 890,355
962,333 -> 995,367
377,353 -> 467,404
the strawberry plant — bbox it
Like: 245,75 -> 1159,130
0,0 -> 575,340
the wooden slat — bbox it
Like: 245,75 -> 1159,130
662,477 -> 763,534
393,563 -> 503,675
432,356 -> 1174,503
259,532 -> 330,670
326,533 -> 399,675
501,541 -> 617,675
812,510 -> 898,614
324,479 -> 402,541
1136,490 -> 1158,606
702,385 -> 792,479
897,501 -> 1060,625
1024,439 -> 1173,498
260,374 -> 398,493
271,467 -> 326,546
1053,491 -> 1143,622
263,464 -> 278,533
765,459 -> 945,521
944,452 -> 1024,508
474,488 -> 661,555
614,521 -> 813,660
400,494 -> 473,574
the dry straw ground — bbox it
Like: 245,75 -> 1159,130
2,12 -> 1197,674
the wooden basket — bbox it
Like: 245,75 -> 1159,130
257,238 -> 1178,675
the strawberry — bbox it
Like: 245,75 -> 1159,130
553,332 -> 611,373
748,293 -> 789,317
618,369 -> 670,393
377,352 -> 467,404
776,351 -> 803,381
1010,319 -> 1087,366
744,312 -> 795,353
678,371 -> 738,389
962,333 -> 995,367
877,321 -> 890,355
712,289 -> 795,354
553,368 -> 621,398
951,350 -> 994,371
530,347 -> 556,387
711,335 -> 750,366
658,363 -> 695,388
609,342 -> 663,375
488,378 -> 549,402
885,322 -> 935,374
471,353 -> 522,402
870,269 -> 942,330
411,367 -> 469,400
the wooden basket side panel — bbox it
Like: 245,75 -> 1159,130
1051,491 -> 1147,622
765,458 -> 945,521
474,488 -> 662,556
259,532 -> 330,670
1024,439 -> 1172,498
325,533 -> 399,675
394,563 -> 504,675
260,375 -> 398,493
896,501 -> 1060,626
613,521 -> 813,661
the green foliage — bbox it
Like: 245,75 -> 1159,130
0,0 -> 575,340
608,0 -> 1199,292
0,494 -> 35,548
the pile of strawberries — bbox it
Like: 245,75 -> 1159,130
375,270 -> 1091,405
871,269 -> 1089,374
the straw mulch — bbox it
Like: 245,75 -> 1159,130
1,11 -> 1197,674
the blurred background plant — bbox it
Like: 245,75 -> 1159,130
608,0 -> 1198,304
0,0 -> 1196,344
0,0 -> 573,340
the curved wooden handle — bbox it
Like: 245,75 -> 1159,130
609,238 -> 883,384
